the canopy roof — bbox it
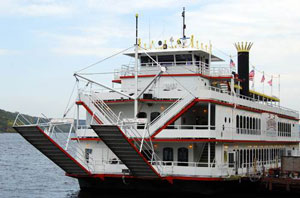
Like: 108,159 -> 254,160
124,47 -> 224,62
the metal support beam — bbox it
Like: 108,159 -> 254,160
74,73 -> 134,100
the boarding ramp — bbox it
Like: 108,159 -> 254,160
13,114 -> 93,176
92,125 -> 161,178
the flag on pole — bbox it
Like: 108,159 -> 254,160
230,59 -> 235,68
261,73 -> 265,83
249,69 -> 255,81
268,78 -> 273,86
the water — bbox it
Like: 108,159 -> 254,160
1,133 -> 299,198
0,133 -> 79,198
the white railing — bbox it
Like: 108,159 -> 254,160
89,92 -> 119,124
207,85 -> 299,117
148,92 -> 195,134
118,123 -> 164,174
13,113 -> 95,173
237,128 -> 261,135
164,125 -> 215,130
113,61 -> 233,80
82,88 -> 164,174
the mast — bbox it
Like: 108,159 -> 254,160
134,13 -> 139,119
182,7 -> 186,40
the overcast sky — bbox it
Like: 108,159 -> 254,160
0,0 -> 299,118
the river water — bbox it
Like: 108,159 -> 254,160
0,133 -> 80,198
1,133 -> 299,198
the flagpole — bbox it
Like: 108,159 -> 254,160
278,74 -> 280,106
262,71 -> 265,94
252,66 -> 255,90
271,75 -> 273,96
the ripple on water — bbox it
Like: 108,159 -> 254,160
0,133 -> 79,198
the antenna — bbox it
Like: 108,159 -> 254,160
135,13 -> 138,45
182,7 -> 186,39
134,13 -> 139,119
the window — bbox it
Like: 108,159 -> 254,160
178,147 -> 189,166
141,56 -> 157,66
157,55 -> 174,65
150,112 -> 160,122
210,104 -> 216,130
236,115 -> 239,133
175,54 -> 192,64
85,148 -> 92,163
163,147 -> 173,165
137,112 -> 147,129
229,153 -> 235,168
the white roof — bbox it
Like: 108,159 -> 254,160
124,47 -> 224,62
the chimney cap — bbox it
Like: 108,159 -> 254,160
234,42 -> 253,52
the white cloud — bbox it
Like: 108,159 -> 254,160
86,0 -> 196,14
0,0 -> 74,17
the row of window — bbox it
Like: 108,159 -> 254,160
278,122 -> 292,137
163,147 -> 189,166
236,115 -> 261,135
228,148 -> 285,169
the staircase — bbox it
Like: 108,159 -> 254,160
148,93 -> 196,136
91,125 -> 161,178
198,143 -> 215,167
79,91 -> 162,178
79,92 -> 119,125
13,125 -> 91,175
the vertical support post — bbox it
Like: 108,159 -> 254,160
208,103 -> 211,132
65,122 -> 74,151
208,41 -> 212,68
77,104 -> 79,130
208,142 -> 211,167
134,13 -> 139,119
278,74 -> 280,107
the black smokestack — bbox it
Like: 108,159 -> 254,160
235,42 -> 253,97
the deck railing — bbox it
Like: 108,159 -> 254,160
13,113 -> 96,173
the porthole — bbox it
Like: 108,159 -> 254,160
229,118 -> 231,123
225,117 -> 227,123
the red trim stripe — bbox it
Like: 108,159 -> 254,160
76,101 -> 103,124
67,173 -> 224,181
112,79 -> 121,83
151,99 -> 197,138
120,73 -> 232,80
151,138 -> 300,144
114,125 -> 162,179
36,126 -> 92,175
195,99 -> 298,121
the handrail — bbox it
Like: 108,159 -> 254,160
14,113 -> 95,173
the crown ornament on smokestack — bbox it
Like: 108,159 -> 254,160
234,42 -> 253,52
234,42 -> 253,97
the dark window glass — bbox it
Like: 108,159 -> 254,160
178,147 -> 189,166
175,54 -> 192,63
150,112 -> 160,122
163,147 -> 173,164
157,55 -> 174,63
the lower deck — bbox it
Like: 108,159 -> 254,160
76,139 -> 299,178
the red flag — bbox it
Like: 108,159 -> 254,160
249,70 -> 255,81
261,74 -> 265,83
230,59 -> 235,68
268,78 -> 272,86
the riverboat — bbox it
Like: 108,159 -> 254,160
13,9 -> 300,194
